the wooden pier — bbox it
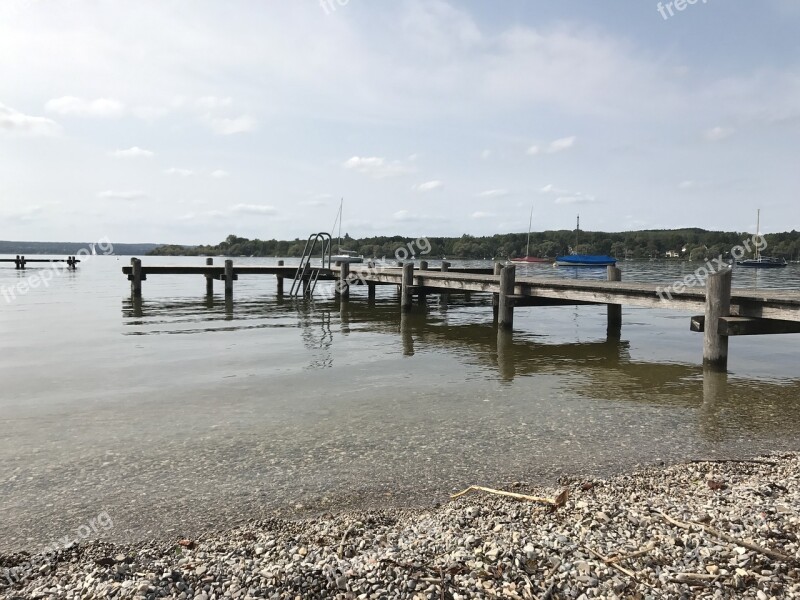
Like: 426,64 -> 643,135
1,255 -> 80,269
122,258 -> 800,370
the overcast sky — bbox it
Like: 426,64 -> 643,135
1,0 -> 799,244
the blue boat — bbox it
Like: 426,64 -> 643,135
555,215 -> 617,267
555,254 -> 617,267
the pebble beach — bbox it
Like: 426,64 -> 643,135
3,454 -> 799,599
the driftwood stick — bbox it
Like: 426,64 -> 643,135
654,510 -> 796,564
584,546 -> 639,581
337,524 -> 355,558
450,485 -> 556,505
607,541 -> 657,564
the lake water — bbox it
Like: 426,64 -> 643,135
1,255 -> 799,551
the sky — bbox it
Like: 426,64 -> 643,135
1,0 -> 799,244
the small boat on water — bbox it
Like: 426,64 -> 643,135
555,215 -> 616,267
736,209 -> 787,268
510,205 -> 551,264
331,199 -> 364,264
555,254 -> 617,267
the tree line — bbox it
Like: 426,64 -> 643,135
148,229 -> 800,261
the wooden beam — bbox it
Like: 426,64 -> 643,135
498,264 -> 515,329
692,315 -> 800,336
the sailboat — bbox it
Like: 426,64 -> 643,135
736,209 -> 787,268
555,215 -> 617,267
510,205 -> 550,263
330,198 -> 363,264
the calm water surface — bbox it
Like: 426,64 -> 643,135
1,255 -> 799,551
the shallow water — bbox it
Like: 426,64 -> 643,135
1,255 -> 799,551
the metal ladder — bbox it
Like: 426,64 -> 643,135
289,232 -> 333,298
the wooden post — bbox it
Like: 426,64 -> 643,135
276,260 -> 284,297
440,260 -> 450,306
703,268 -> 732,370
224,259 -> 234,297
19,255 -> 26,270
14,255 -> 20,269
418,260 -> 428,306
337,261 -> 350,300
492,262 -> 502,323
205,258 -> 214,295
498,264 -> 515,329
607,265 -> 622,338
130,257 -> 143,297
401,262 -> 414,311
367,282 -> 376,301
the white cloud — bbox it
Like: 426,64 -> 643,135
392,209 -> 420,221
0,102 -> 60,136
132,105 -> 169,120
471,211 -> 494,219
678,180 -> 695,189
540,183 -> 569,195
210,169 -> 230,178
555,193 -> 596,205
164,168 -> 193,176
208,115 -> 257,135
111,146 -> 154,159
481,149 -> 491,159
231,203 -> 277,215
477,189 -> 510,198
704,126 -> 735,141
343,156 -> 413,178
45,96 -> 124,118
196,96 -> 233,110
97,190 -> 147,201
414,180 -> 443,192
526,145 -> 540,156
547,136 -> 576,153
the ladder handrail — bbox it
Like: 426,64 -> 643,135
289,232 -> 333,297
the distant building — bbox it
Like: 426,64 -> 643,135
665,250 -> 680,258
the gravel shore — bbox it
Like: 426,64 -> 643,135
3,454 -> 799,599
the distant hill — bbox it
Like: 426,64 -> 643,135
0,241 -> 160,255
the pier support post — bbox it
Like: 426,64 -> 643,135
401,262 -> 414,311
498,264 -> 516,329
607,265 -> 622,338
492,262 -> 503,323
440,260 -> 450,306
367,282 -> 376,302
337,261 -> 350,300
130,258 -> 143,297
224,259 -> 234,297
205,258 -> 214,295
703,268 -> 732,370
418,260 -> 428,306
276,260 -> 284,297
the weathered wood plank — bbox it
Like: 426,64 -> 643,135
692,315 -> 800,336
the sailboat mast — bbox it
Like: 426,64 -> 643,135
575,214 -> 580,248
525,205 -> 533,256
756,208 -> 761,260
338,198 -> 343,251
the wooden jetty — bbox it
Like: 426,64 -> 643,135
0,255 -> 80,269
122,258 -> 800,370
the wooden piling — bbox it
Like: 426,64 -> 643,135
367,284 -> 376,301
276,260 -> 284,297
401,262 -> 414,311
205,258 -> 214,295
498,264 -> 516,329
440,260 -> 450,306
607,265 -> 622,338
224,259 -> 234,296
337,261 -> 350,299
418,260 -> 428,306
703,268 -> 732,370
130,258 -> 143,297
440,261 -> 450,272
492,262 -> 503,323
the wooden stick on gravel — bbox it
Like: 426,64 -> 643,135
653,510 -> 797,564
606,541 -> 657,564
450,485 -> 557,505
